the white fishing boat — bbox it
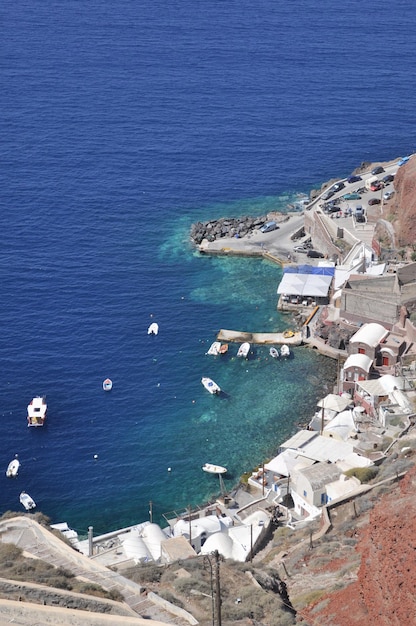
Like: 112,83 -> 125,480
206,341 -> 221,356
269,347 -> 279,358
20,491 -> 36,511
148,322 -> 159,335
6,457 -> 20,478
103,378 -> 113,391
237,342 -> 250,358
280,344 -> 290,358
202,463 -> 227,474
201,377 -> 221,395
27,396 -> 47,427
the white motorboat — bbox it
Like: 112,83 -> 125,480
27,396 -> 47,427
206,341 -> 221,356
201,377 -> 221,395
202,463 -> 227,474
20,491 -> 36,511
269,347 -> 279,358
6,457 -> 20,478
148,322 -> 159,335
237,342 -> 250,358
280,344 -> 290,358
103,378 -> 113,391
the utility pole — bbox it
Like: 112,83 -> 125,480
214,550 -> 222,626
188,505 -> 192,548
250,525 -> 253,563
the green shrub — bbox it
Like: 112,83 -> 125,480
158,590 -> 184,608
174,576 -> 211,596
47,576 -> 73,590
345,466 -> 378,483
127,563 -> 163,583
355,498 -> 374,514
0,544 -> 22,561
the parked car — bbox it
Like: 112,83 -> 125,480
260,221 -> 278,233
327,205 -> 342,213
347,175 -> 362,184
382,174 -> 395,183
371,166 -> 385,175
370,182 -> 383,191
307,250 -> 325,258
356,214 -> 366,223
357,187 -> 367,194
383,190 -> 394,200
333,182 -> 345,192
294,245 -> 308,253
398,156 -> 410,166
322,189 -> 336,200
368,198 -> 381,205
343,192 -> 361,200
355,206 -> 364,218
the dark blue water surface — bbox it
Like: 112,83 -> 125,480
1,0 -> 415,534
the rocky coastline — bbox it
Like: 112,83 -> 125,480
190,211 -> 296,245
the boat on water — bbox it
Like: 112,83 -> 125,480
283,329 -> 295,339
237,342 -> 250,358
202,463 -> 227,474
219,343 -> 229,354
281,344 -> 290,358
269,347 -> 279,358
20,491 -> 36,511
27,396 -> 47,427
201,377 -> 221,395
103,378 -> 113,391
206,341 -> 221,356
148,322 -> 159,335
6,457 -> 20,478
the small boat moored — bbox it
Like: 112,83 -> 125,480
103,378 -> 113,391
27,396 -> 47,427
237,342 -> 250,358
6,457 -> 20,478
202,463 -> 227,474
283,330 -> 295,338
281,344 -> 291,358
148,322 -> 159,335
218,343 -> 229,354
206,341 -> 221,356
269,347 -> 279,358
201,377 -> 221,395
20,491 -> 36,511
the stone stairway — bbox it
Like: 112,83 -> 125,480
0,518 -> 194,625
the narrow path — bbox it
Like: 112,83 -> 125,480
0,517 -> 192,625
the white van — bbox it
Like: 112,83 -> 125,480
260,221 -> 278,233
365,176 -> 378,190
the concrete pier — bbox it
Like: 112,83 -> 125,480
217,329 -> 303,345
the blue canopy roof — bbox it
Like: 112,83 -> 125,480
284,264 -> 335,276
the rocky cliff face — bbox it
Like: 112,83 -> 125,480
389,158 -> 416,247
300,466 -> 416,626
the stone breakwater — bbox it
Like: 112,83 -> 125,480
190,213 -> 291,245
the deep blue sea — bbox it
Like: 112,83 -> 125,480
1,0 -> 415,535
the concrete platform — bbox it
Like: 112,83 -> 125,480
217,329 -> 303,345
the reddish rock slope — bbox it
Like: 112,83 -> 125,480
301,467 -> 416,626
390,158 -> 416,247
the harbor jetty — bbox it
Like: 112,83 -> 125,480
217,329 -> 303,345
